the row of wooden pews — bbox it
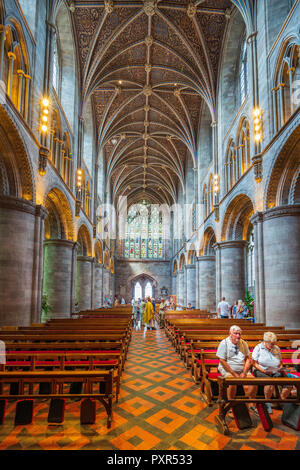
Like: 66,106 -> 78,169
164,315 -> 300,434
0,310 -> 132,427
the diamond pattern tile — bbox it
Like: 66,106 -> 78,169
0,326 -> 299,450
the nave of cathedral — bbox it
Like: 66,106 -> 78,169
0,0 -> 300,452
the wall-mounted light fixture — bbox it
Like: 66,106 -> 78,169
253,107 -> 263,143
41,97 -> 50,133
214,174 -> 219,194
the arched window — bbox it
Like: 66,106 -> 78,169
134,282 -> 142,300
62,133 -> 73,189
124,201 -> 163,259
239,37 -> 248,104
273,42 -> 300,132
145,282 -> 153,298
225,140 -> 235,192
52,38 -> 59,93
208,175 -> 214,214
202,185 -> 208,219
237,118 -> 251,175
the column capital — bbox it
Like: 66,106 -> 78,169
214,240 -> 247,251
185,264 -> 196,270
252,205 -> 300,224
77,255 -> 94,263
44,239 -> 76,248
8,51 -> 16,60
197,255 -> 216,262
0,195 -> 48,219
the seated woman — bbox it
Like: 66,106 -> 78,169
249,331 -> 291,414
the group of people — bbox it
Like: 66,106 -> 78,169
131,297 -> 157,331
217,297 -> 253,319
217,326 -> 294,415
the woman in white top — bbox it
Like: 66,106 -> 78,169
250,331 -> 291,413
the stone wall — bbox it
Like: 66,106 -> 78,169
114,259 -> 171,302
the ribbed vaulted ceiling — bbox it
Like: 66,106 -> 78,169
72,0 -> 234,205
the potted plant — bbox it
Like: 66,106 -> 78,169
41,294 -> 52,322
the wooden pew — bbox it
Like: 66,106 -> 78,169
1,350 -> 123,402
0,369 -> 114,427
194,344 -> 300,405
215,376 -> 300,435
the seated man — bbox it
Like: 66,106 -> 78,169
216,325 -> 252,399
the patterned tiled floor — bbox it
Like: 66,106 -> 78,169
0,327 -> 299,450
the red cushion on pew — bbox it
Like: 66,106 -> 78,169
6,361 -> 31,366
282,359 -> 300,364
7,350 -> 121,354
208,372 -> 221,379
195,359 -> 219,365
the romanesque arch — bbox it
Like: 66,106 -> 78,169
265,124 -> 300,209
77,224 -> 92,256
221,193 -> 254,241
200,226 -> 217,256
44,187 -> 73,240
0,105 -> 34,201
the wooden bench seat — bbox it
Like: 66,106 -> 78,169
215,376 -> 300,435
0,369 -> 114,427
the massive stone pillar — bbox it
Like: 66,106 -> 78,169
176,271 -> 180,303
103,268 -> 110,300
186,265 -> 196,307
196,259 -> 200,308
198,256 -> 216,312
214,241 -> 247,307
93,263 -> 103,308
76,256 -> 93,311
43,240 -> 76,319
177,269 -> 184,306
0,196 -> 47,326
171,273 -> 177,296
252,206 -> 300,328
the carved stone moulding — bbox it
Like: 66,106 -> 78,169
104,0 -> 114,14
144,1 -> 157,17
145,35 -> 153,47
143,85 -> 152,96
252,153 -> 263,183
39,146 -> 49,176
0,194 -> 48,219
186,3 -> 197,18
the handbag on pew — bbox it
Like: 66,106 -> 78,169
231,403 -> 252,430
80,398 -> 96,425
48,398 -> 66,424
256,403 -> 273,432
0,399 -> 7,425
15,399 -> 34,426
281,403 -> 300,431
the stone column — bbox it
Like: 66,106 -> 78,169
177,269 -> 184,306
17,69 -> 25,114
0,196 -> 47,326
76,256 -> 93,311
183,266 -> 188,306
250,212 -> 265,324
23,74 -> 31,122
252,206 -> 300,328
186,265 -> 196,307
214,241 -> 247,307
0,25 -> 5,82
198,256 -> 216,312
171,273 -> 177,296
176,271 -> 180,303
103,268 -> 110,301
93,263 -> 103,308
196,258 -> 200,308
7,52 -> 16,98
43,239 -> 76,319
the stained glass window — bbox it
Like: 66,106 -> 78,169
124,201 -> 163,259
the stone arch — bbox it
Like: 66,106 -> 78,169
129,273 -> 158,300
94,240 -> 103,263
103,250 -> 110,269
265,124 -> 300,209
110,257 -> 114,274
218,7 -> 247,139
179,253 -> 186,270
172,259 -> 178,274
77,224 -> 92,256
200,227 -> 217,256
187,243 -> 196,265
0,105 -> 34,201
44,187 -> 73,240
221,194 -> 254,241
